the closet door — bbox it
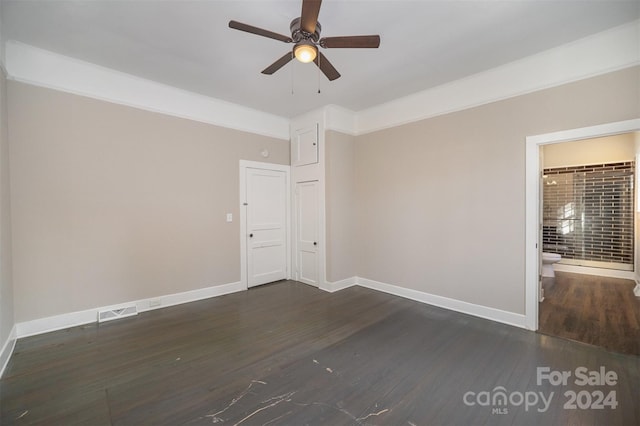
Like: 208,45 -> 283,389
295,180 -> 319,286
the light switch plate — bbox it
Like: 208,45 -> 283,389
226,213 -> 233,222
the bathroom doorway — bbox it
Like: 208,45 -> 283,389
524,119 -> 640,352
541,135 -> 635,276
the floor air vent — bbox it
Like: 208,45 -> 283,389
98,306 -> 138,323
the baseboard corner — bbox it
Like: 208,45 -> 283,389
0,324 -> 17,378
323,277 -> 357,293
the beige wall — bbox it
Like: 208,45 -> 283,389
354,66 -> 640,315
8,82 -> 289,323
5,65 -> 640,326
543,133 -> 635,168
0,67 -> 14,345
325,130 -> 356,282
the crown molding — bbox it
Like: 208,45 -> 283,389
4,41 -> 290,140
354,19 -> 640,136
323,104 -> 356,135
4,19 -> 639,140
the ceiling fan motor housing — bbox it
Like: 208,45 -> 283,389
290,17 -> 321,43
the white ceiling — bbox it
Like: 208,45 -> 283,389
2,0 -> 638,118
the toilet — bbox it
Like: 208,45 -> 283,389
542,252 -> 562,278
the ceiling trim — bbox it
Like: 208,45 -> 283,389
323,105 -> 356,135
4,19 -> 639,140
351,19 -> 640,136
4,41 -> 291,141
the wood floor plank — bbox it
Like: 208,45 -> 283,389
1,280 -> 638,425
539,271 -> 640,355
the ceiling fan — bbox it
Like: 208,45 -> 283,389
229,0 -> 380,81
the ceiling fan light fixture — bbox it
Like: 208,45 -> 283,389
294,41 -> 317,63
229,0 -> 380,80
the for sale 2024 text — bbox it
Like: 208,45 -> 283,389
537,366 -> 618,410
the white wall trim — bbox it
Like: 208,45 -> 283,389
355,19 -> 640,136
4,41 -> 290,141
525,119 -> 640,331
356,277 -> 527,329
0,324 -> 17,378
324,104 -> 357,136
15,281 -> 244,339
323,277 -> 357,293
5,19 -> 637,143
553,264 -> 635,280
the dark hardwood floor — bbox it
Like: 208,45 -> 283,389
539,271 -> 640,356
1,281 -> 639,425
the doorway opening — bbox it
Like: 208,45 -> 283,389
525,119 -> 640,352
542,138 -> 635,275
539,133 -> 639,354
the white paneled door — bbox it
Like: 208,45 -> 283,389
295,180 -> 319,286
246,167 -> 288,287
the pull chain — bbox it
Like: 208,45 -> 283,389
291,52 -> 295,95
317,52 -> 321,94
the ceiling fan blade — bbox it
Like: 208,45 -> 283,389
229,20 -> 292,43
300,0 -> 322,34
314,51 -> 340,81
261,52 -> 294,75
320,35 -> 381,49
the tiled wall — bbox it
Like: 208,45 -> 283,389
542,161 -> 634,267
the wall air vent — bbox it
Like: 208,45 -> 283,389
98,306 -> 138,323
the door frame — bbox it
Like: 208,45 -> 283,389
239,160 -> 291,289
525,118 -> 640,330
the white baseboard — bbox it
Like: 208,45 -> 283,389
356,277 -> 527,329
323,277 -> 357,293
16,281 -> 245,338
554,263 -> 635,280
136,281 -> 244,313
10,276 -> 529,370
0,324 -> 17,378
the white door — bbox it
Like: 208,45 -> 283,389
295,181 -> 319,286
246,168 -> 288,287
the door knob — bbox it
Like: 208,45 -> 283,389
249,233 -> 254,238
313,242 -> 317,246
